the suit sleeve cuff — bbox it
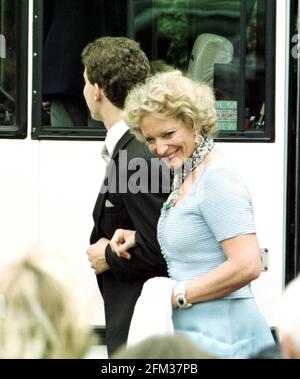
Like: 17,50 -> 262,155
105,243 -> 116,267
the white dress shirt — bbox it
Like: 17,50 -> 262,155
104,119 -> 129,157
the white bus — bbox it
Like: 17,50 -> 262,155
0,0 -> 299,350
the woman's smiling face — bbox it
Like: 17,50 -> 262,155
141,115 -> 196,169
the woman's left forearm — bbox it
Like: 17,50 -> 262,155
174,234 -> 262,306
183,260 -> 259,305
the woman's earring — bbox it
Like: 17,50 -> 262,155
194,134 -> 203,145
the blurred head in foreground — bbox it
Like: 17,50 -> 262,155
112,334 -> 217,359
277,275 -> 300,359
0,253 -> 93,358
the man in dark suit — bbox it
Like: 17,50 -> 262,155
82,37 -> 170,356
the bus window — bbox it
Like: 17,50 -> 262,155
134,0 -> 275,141
32,0 -> 275,141
32,0 -> 128,139
0,0 -> 27,138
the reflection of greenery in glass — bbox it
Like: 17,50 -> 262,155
136,0 -> 243,70
246,0 -> 257,52
134,0 -> 256,70
157,0 -> 189,69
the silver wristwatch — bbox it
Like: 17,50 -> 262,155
173,281 -> 192,309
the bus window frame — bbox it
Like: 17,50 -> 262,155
31,0 -> 106,141
0,0 -> 28,139
31,0 -> 276,142
216,0 -> 276,143
285,0 -> 300,283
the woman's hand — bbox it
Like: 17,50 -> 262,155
110,229 -> 137,260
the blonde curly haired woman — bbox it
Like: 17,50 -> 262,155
110,71 -> 275,358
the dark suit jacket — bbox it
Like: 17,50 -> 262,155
90,131 -> 170,356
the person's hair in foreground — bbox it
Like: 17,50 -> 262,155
0,254 -> 93,358
112,334 -> 217,359
277,275 -> 300,358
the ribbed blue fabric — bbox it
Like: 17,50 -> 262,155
157,158 -> 274,358
158,158 -> 255,299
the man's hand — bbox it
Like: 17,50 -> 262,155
110,229 -> 137,260
87,238 -> 110,274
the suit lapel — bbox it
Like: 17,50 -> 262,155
93,131 -> 135,225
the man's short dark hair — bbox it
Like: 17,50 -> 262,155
82,37 -> 150,109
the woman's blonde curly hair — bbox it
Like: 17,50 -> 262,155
124,70 -> 217,142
